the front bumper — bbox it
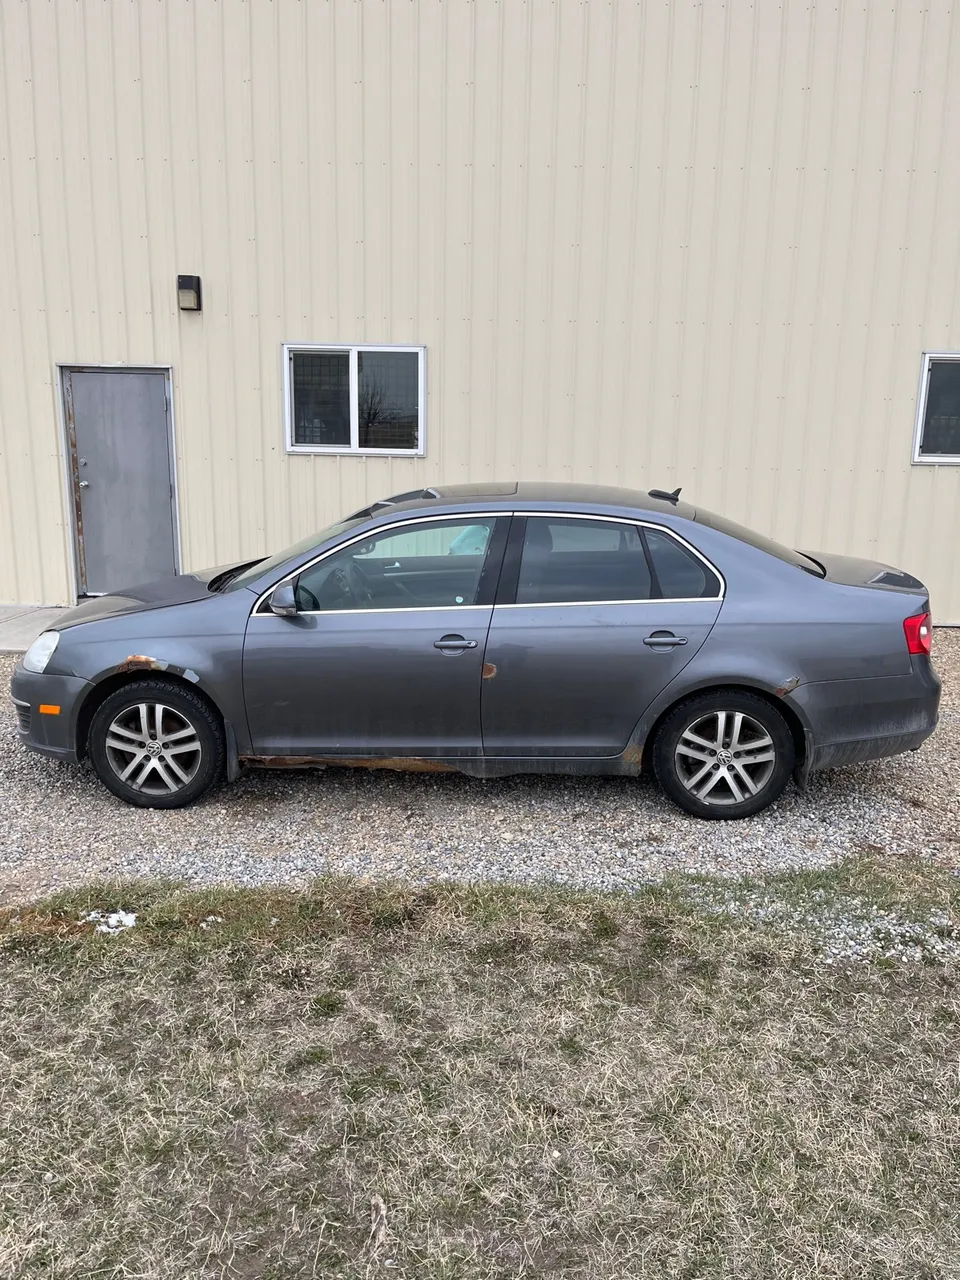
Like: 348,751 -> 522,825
790,658 -> 941,774
9,665 -> 92,763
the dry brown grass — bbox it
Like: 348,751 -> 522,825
1,859 -> 959,1279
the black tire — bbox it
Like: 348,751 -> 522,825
87,678 -> 225,809
652,690 -> 795,820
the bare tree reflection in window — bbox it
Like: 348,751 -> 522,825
358,351 -> 419,450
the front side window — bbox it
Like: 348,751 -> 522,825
295,517 -> 497,611
516,518 -> 653,604
285,345 -> 424,455
915,354 -> 960,462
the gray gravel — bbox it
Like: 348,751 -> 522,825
1,636 -> 958,907
685,882 -> 960,964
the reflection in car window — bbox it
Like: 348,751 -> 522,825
517,518 -> 653,604
296,517 -> 497,612
644,528 -> 721,599
694,507 -> 825,577
223,518 -> 365,591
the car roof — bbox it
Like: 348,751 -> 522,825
356,481 -> 696,521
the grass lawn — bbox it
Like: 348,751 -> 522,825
1,854 -> 959,1279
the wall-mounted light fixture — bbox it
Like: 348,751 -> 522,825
177,274 -> 202,312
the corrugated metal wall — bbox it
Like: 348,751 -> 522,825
2,0 -> 960,616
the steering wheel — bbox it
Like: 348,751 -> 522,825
332,559 -> 376,607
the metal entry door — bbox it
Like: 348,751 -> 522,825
62,368 -> 178,595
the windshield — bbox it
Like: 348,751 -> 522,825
694,508 -> 826,577
222,517 -> 366,592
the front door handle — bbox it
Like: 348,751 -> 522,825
643,631 -> 688,648
434,634 -> 479,653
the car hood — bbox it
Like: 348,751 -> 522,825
803,550 -> 926,593
51,561 -> 252,629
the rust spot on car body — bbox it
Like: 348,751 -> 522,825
621,743 -> 643,768
114,656 -> 200,682
482,663 -> 497,680
774,675 -> 801,696
240,755 -> 457,774
116,655 -> 164,673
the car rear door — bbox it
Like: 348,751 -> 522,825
242,515 -> 509,757
480,515 -> 723,757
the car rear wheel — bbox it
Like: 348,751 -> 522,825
88,679 -> 225,809
652,691 -> 795,820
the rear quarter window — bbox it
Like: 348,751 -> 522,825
644,528 -> 721,599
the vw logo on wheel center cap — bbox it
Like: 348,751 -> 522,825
145,740 -> 163,758
716,748 -> 733,765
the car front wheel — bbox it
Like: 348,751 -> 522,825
652,691 -> 795,820
87,679 -> 225,809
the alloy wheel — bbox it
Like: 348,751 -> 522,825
673,709 -> 777,806
103,702 -> 202,796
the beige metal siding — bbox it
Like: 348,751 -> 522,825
1,0 -> 959,616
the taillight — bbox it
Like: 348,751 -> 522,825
903,611 -> 932,656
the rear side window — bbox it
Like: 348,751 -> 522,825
517,518 -> 653,604
644,528 -> 721,599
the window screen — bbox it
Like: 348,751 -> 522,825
916,357 -> 960,460
644,528 -> 721,599
516,518 -> 653,604
291,352 -> 350,447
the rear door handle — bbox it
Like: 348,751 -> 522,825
643,631 -> 688,648
434,634 -> 479,653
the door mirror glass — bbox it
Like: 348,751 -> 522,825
268,581 -> 298,616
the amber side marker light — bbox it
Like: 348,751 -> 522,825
38,704 -> 61,716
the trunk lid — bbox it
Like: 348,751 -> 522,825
802,550 -> 927,594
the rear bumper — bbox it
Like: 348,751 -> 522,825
790,658 -> 941,774
806,728 -> 934,772
9,665 -> 91,763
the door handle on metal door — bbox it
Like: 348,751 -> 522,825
434,634 -> 479,653
643,631 -> 688,648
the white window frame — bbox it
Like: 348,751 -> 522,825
912,351 -> 960,465
283,343 -> 426,457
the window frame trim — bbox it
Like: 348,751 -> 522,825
912,351 -> 960,465
282,342 -> 427,457
250,511 -> 725,618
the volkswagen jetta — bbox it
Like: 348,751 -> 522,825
10,482 -> 940,819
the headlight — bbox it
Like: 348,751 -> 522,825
22,630 -> 60,674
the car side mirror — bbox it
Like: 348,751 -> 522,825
268,582 -> 298,617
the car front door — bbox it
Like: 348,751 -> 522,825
480,515 -> 723,757
242,515 -> 509,758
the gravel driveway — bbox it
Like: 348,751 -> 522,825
2,636 -> 958,902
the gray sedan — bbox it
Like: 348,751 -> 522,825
10,482 -> 940,819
